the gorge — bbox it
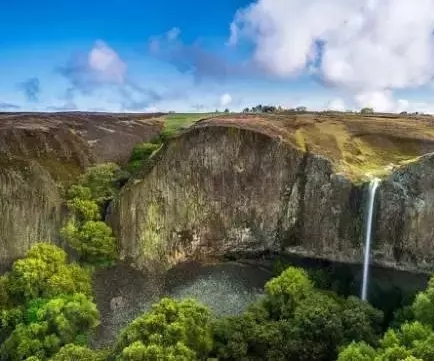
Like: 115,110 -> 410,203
2,111 -> 434,357
111,112 -> 434,275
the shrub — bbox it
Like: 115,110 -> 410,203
115,298 -> 213,360
8,243 -> 92,301
0,293 -> 99,360
61,220 -> 117,265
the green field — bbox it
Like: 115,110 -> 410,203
162,113 -> 218,134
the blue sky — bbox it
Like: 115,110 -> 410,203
2,0 -> 434,113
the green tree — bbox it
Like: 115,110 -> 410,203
66,185 -> 93,201
49,344 -> 108,361
0,307 -> 23,344
361,107 -> 374,114
290,292 -> 344,360
0,294 -> 99,360
79,163 -> 121,205
341,296 -> 383,345
115,298 -> 213,360
263,267 -> 313,319
119,340 -> 196,361
8,243 -> 92,301
337,341 -> 377,361
127,143 -> 160,173
66,198 -> 101,222
411,276 -> 434,327
61,220 -> 117,265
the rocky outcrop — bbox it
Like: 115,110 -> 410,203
0,112 -> 163,267
111,114 -> 434,273
111,125 -> 364,272
375,153 -> 434,272
0,157 -> 62,271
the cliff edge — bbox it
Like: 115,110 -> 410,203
0,112 -> 163,268
111,113 -> 434,273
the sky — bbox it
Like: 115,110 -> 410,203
2,0 -> 434,113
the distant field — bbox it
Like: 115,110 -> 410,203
162,113 -> 218,134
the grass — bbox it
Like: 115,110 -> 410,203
162,113 -> 218,135
193,112 -> 434,182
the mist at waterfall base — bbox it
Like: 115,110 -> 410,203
361,178 -> 381,301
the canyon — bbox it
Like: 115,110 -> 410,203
111,113 -> 434,274
0,112 -> 162,269
2,111 -> 434,274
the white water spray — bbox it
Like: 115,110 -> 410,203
361,178 -> 380,301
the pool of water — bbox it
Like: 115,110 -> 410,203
91,261 -> 273,347
91,256 -> 430,347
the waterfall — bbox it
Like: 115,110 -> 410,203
361,178 -> 380,301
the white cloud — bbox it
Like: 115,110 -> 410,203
230,0 -> 434,111
166,27 -> 181,41
88,40 -> 127,84
220,93 -> 232,107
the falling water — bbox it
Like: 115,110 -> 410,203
361,178 -> 380,301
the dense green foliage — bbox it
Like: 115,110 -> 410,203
338,275 -> 434,360
1,247 -> 434,361
127,142 -> 160,173
61,163 -> 119,266
114,297 -> 213,360
0,294 -> 99,360
0,243 -> 99,360
49,344 -> 108,361
7,243 -> 92,301
210,267 -> 383,361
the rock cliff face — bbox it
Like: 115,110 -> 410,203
376,153 -> 434,272
0,112 -> 163,267
111,114 -> 434,273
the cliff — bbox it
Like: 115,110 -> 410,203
111,113 -> 434,273
0,112 -> 164,268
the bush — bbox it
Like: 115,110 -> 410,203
66,198 -> 101,222
263,267 -> 313,319
126,142 -> 160,173
78,163 -> 121,205
8,243 -> 92,301
0,294 -> 100,360
115,298 -> 213,360
61,220 -> 117,265
130,143 -> 160,163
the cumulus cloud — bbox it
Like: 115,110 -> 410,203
149,28 -> 255,82
57,41 -> 173,111
58,41 -> 127,93
0,102 -> 21,110
88,41 -> 127,84
220,93 -> 232,107
18,77 -> 40,102
230,0 -> 434,111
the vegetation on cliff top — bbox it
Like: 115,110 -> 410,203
194,112 -> 434,182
